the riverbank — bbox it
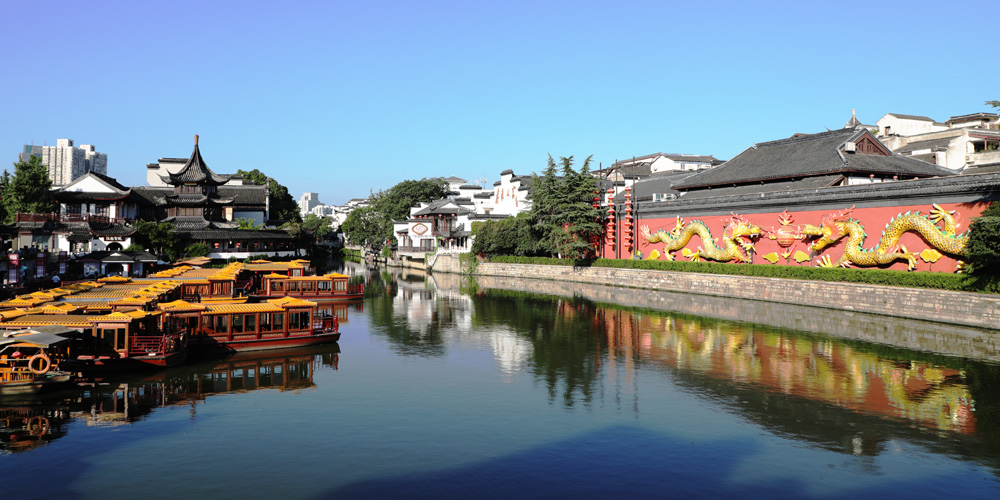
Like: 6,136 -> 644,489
470,260 -> 1000,332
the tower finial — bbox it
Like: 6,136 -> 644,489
194,134 -> 199,146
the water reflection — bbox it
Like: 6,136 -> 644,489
368,270 -> 1000,469
0,345 -> 341,454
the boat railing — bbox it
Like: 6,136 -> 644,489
346,283 -> 364,294
312,315 -> 339,333
128,331 -> 185,355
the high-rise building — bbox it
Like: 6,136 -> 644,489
299,192 -> 321,216
20,138 -> 108,186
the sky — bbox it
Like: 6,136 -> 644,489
2,0 -> 997,206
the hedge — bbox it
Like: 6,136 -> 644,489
483,256 -> 1000,293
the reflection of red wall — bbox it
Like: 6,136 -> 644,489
603,201 -> 987,272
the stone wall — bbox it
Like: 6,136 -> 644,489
475,262 -> 1000,331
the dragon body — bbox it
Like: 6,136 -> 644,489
641,215 -> 761,263
808,204 -> 967,270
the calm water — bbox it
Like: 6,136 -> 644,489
3,266 -> 1000,499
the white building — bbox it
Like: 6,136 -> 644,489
877,112 -> 1000,171
20,138 -> 108,187
300,192 -> 321,216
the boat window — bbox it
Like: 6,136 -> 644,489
261,313 -> 272,331
303,281 -> 315,292
273,313 -> 284,331
214,315 -> 228,334
116,328 -> 126,350
335,280 -> 346,291
288,281 -> 300,292
273,281 -> 284,292
245,314 -> 256,333
232,314 -> 244,334
318,281 -> 331,291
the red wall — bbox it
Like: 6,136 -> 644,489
602,201 -> 988,273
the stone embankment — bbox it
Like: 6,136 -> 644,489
472,262 -> 1000,331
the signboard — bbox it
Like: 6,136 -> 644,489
36,252 -> 45,278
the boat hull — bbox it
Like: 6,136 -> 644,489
71,349 -> 188,371
0,372 -> 73,396
187,330 -> 341,353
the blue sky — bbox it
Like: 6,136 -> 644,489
2,0 -> 996,205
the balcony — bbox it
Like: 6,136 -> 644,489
16,213 -> 126,224
968,150 -> 1000,167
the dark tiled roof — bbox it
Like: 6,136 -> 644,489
54,191 -> 130,202
612,153 -> 723,169
87,172 -> 130,191
80,250 -> 158,263
895,137 -> 954,154
672,129 -> 953,190
885,113 -> 936,122
88,222 -> 137,237
612,171 -> 701,203
947,112 -> 999,124
176,229 -> 292,240
219,185 -> 267,206
473,192 -> 492,199
161,143 -> 232,185
413,199 -> 473,216
130,186 -> 171,206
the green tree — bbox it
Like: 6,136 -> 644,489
986,100 -> 1000,108
341,205 -> 383,248
181,242 -> 210,259
471,213 -> 538,256
236,168 -> 301,223
134,221 -> 180,261
236,217 -> 261,230
966,202 -> 1000,276
301,214 -> 333,240
2,155 -> 57,223
341,178 -> 448,252
529,155 -> 601,258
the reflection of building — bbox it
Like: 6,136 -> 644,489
599,309 -> 977,435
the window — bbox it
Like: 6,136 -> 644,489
289,311 -> 310,330
232,314 -> 244,334
214,315 -> 228,334
318,281 -> 331,292
245,314 -> 256,333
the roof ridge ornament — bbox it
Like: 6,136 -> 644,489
194,134 -> 199,146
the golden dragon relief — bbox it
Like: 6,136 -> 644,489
806,204 -> 968,270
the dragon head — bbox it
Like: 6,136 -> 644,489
809,206 -> 854,252
725,213 -> 762,261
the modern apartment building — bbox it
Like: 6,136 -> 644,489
20,138 -> 108,186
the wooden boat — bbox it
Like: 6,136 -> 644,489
0,313 -> 188,371
253,273 -> 364,301
0,326 -> 78,395
158,296 -> 339,353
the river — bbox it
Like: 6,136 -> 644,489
2,265 -> 999,499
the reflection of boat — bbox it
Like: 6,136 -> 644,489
0,326 -> 78,395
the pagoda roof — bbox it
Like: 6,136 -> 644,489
160,136 -> 233,186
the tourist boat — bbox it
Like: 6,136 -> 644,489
0,312 -> 188,371
0,326 -> 78,395
158,296 -> 339,353
253,272 -> 364,301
